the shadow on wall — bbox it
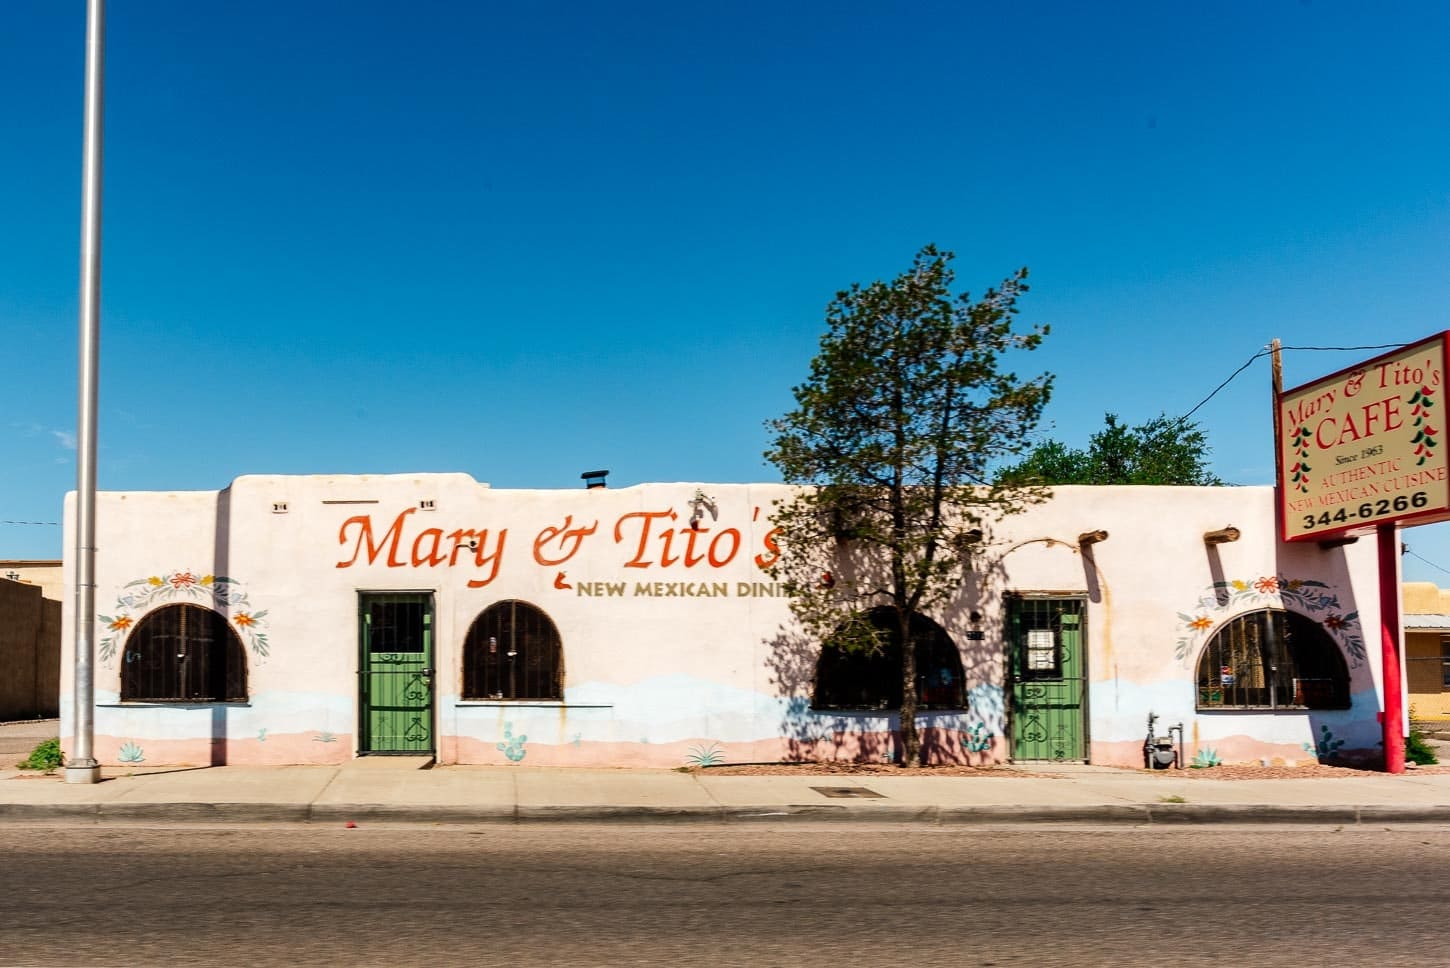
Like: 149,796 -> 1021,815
761,522 -> 1014,765
763,628 -> 896,763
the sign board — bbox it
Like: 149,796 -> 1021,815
1278,333 -> 1450,541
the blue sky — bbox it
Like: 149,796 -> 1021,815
4,2 -> 1450,579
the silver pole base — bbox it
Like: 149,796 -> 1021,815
65,760 -> 102,784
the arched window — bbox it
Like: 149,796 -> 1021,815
1195,609 -> 1350,710
463,600 -> 563,700
120,603 -> 248,702
813,607 -> 965,710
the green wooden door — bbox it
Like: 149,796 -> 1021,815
358,593 -> 435,754
1009,596 -> 1087,762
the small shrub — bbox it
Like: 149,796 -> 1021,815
1406,727 -> 1439,766
17,738 -> 63,772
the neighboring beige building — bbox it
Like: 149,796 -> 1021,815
0,561 -> 63,602
0,562 -> 62,720
1403,581 -> 1450,722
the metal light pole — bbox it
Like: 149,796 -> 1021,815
66,0 -> 105,784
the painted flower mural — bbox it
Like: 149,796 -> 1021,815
98,570 -> 271,664
1175,576 -> 1365,666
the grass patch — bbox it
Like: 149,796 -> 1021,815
1158,793 -> 1187,804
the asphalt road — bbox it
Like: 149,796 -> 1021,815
2,822 -> 1448,967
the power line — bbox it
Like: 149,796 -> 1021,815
1278,343 -> 1409,352
1179,348 -> 1271,422
0,520 -> 60,527
1177,343 -> 1403,426
1178,342 -> 1413,424
1405,548 -> 1450,579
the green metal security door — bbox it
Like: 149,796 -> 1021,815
358,593 -> 435,755
1009,595 -> 1087,762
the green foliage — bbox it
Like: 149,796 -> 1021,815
998,413 -> 1223,486
17,737 -> 63,772
1190,747 -> 1221,768
765,245 -> 1051,765
1406,726 -> 1439,766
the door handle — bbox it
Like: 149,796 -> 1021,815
421,667 -> 435,685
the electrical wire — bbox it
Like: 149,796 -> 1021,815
0,520 -> 60,527
1179,348 -> 1272,422
1028,339 -> 1427,486
1405,548 -> 1450,579
1278,343 -> 1409,352
1177,342 -> 1412,425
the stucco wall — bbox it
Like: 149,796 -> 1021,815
1403,581 -> 1450,614
60,476 -> 1390,769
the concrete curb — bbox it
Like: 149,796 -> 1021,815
4,801 -> 1450,825
311,803 -> 517,824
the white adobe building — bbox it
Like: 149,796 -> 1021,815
60,474 -> 1392,769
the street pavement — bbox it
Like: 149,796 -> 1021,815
6,718 -> 1450,825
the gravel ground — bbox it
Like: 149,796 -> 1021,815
689,760 -> 1450,779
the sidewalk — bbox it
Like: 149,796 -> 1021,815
6,720 -> 1450,825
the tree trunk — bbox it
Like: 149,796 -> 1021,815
899,608 -> 919,766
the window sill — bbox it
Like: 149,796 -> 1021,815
454,701 -> 612,709
99,701 -> 253,709
1195,706 -> 1350,713
809,707 -> 970,714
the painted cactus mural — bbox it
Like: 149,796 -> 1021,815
497,723 -> 527,762
684,742 -> 725,767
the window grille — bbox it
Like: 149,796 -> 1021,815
462,600 -> 563,700
120,603 -> 248,702
813,606 -> 965,710
366,597 -> 430,653
1195,609 -> 1348,710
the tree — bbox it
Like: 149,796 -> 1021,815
765,245 -> 1052,766
998,413 -> 1223,485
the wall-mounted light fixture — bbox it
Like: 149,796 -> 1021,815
1204,526 -> 1240,545
952,528 -> 984,554
966,610 -> 985,640
687,490 -> 718,530
581,469 -> 609,489
1077,529 -> 1108,545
